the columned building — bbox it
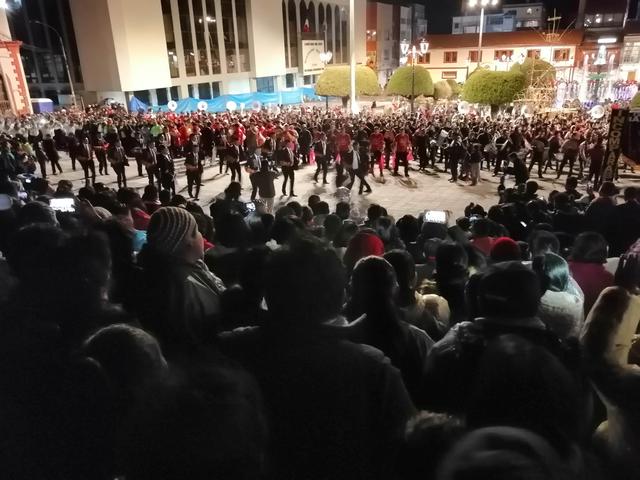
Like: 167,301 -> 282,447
67,0 -> 366,107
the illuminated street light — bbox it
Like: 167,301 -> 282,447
468,0 -> 500,68
399,38 -> 430,113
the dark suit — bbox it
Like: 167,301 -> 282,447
77,143 -> 95,185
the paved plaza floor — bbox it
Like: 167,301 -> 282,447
50,154 -> 640,221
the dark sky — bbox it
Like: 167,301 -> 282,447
417,0 -> 582,34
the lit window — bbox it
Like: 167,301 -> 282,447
444,51 -> 458,63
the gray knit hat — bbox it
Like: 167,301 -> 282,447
146,207 -> 198,255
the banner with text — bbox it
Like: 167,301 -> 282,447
602,107 -> 628,184
623,108 -> 640,166
301,39 -> 326,76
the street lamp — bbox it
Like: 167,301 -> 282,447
399,38 -> 429,114
30,20 -> 76,107
319,50 -> 333,112
468,0 -> 499,68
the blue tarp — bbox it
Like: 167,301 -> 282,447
146,87 -> 321,114
129,96 -> 148,112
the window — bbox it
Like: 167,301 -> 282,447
236,0 -> 250,72
494,49 -> 514,60
133,90 -> 151,105
282,1 -> 289,68
418,52 -> 431,64
303,74 -> 313,85
178,0 -> 196,76
444,51 -> 458,63
198,82 -> 212,99
193,0 -> 209,75
454,22 -> 460,29
623,42 -> 640,64
156,88 -> 169,105
211,82 -> 221,97
553,48 -> 570,62
170,86 -> 179,100
204,0 -> 221,74
289,0 -> 299,68
256,76 -> 275,93
342,8 -> 348,61
325,5 -> 332,60
334,6 -> 341,63
527,49 -> 541,59
161,0 -> 179,78
221,0 -> 237,72
286,73 -> 295,88
442,71 -> 457,79
383,49 -> 389,61
469,50 -> 482,62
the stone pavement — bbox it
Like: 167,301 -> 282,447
48,154 -> 640,221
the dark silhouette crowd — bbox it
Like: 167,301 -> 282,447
0,105 -> 640,480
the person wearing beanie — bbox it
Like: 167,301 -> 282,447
134,207 -> 225,356
489,237 -> 522,263
423,261 -> 577,413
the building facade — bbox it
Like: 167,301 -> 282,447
8,0 -> 366,107
366,1 -> 412,86
6,0 -> 82,105
420,30 -> 583,84
452,2 -> 545,34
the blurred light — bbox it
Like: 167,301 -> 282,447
598,37 -> 617,44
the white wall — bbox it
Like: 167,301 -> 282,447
70,0 -> 171,93
354,0 -> 367,64
248,0 -> 287,78
107,0 -> 172,92
69,0 -> 122,91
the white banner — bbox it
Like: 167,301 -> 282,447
301,39 -> 326,76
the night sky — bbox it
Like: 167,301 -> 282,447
416,0 -> 582,34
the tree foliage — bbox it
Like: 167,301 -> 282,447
631,92 -> 640,108
446,79 -> 462,98
385,65 -> 434,98
510,58 -> 556,88
315,65 -> 381,97
434,80 -> 453,100
462,70 -> 526,106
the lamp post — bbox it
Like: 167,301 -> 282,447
400,38 -> 429,114
468,0 -> 499,68
30,20 -> 76,107
349,0 -> 357,114
199,16 -> 218,73
319,50 -> 333,112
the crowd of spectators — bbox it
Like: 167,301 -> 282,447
0,105 -> 639,480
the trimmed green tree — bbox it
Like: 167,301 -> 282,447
434,80 -> 453,100
446,79 -> 462,98
315,65 -> 381,102
462,69 -> 526,108
385,65 -> 434,113
631,92 -> 640,108
385,65 -> 434,98
510,57 -> 556,88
